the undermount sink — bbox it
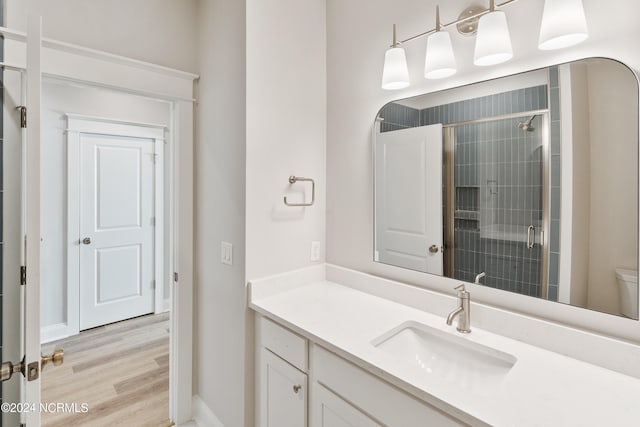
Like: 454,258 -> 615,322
371,321 -> 517,393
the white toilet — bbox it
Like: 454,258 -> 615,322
615,268 -> 638,319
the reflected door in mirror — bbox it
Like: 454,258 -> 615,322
375,124 -> 443,275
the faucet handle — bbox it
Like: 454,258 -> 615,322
454,284 -> 469,297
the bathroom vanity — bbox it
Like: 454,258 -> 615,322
250,265 -> 640,427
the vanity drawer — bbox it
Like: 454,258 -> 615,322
260,316 -> 308,371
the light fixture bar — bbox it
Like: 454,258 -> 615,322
392,22 -> 398,47
393,0 -> 521,47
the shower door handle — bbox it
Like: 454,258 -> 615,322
527,225 -> 535,249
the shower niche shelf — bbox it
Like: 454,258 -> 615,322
454,186 -> 480,233
455,186 -> 479,212
454,210 -> 479,221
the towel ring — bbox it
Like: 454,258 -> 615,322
284,176 -> 315,207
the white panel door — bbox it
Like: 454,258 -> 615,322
375,124 -> 443,275
79,133 -> 155,330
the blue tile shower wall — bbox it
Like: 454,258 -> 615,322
379,102 -> 420,132
380,84 -> 557,298
452,118 -> 544,297
420,86 -> 548,127
547,66 -> 561,302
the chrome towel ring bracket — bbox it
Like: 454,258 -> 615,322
284,176 -> 315,207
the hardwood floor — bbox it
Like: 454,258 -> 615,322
40,313 -> 171,427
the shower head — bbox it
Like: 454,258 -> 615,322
517,115 -> 537,132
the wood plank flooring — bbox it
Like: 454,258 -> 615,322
40,313 -> 171,427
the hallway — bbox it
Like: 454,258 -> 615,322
41,313 -> 170,427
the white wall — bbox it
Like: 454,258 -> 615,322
246,0 -> 327,280
566,62 -> 590,308
194,0 -> 247,426
586,60 -> 638,315
7,0 -> 198,71
41,80 -> 172,336
326,0 -> 640,322
242,2 -> 326,426
195,0 -> 327,424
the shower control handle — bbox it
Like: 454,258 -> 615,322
527,225 -> 535,249
429,245 -> 439,254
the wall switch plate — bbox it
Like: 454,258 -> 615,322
311,241 -> 321,262
221,241 -> 233,266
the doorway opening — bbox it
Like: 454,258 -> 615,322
38,79 -> 174,426
1,23 -> 196,426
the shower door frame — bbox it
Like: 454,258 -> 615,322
443,110 -> 551,299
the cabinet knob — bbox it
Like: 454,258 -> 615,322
292,384 -> 302,394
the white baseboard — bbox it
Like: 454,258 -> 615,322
155,298 -> 171,314
192,395 -> 224,427
41,322 -> 77,344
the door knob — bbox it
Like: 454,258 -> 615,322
293,384 -> 302,394
0,357 -> 25,382
82,237 -> 91,245
429,244 -> 439,254
41,349 -> 64,369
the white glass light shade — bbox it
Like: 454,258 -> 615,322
424,31 -> 457,79
473,11 -> 513,66
538,0 -> 588,50
381,47 -> 410,90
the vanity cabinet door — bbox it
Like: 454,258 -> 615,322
311,383 -> 381,427
259,348 -> 307,427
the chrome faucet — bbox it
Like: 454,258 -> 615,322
474,272 -> 486,284
446,284 -> 471,333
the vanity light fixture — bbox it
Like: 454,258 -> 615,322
473,0 -> 513,66
381,24 -> 410,90
381,0 -> 590,89
424,5 -> 457,79
538,0 -> 588,50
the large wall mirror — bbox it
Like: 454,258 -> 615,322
374,58 -> 639,320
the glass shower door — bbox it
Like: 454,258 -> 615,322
446,113 -> 548,298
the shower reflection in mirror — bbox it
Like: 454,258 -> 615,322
374,58 -> 638,319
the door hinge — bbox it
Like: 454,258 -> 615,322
18,106 -> 27,128
20,266 -> 27,286
151,216 -> 156,226
174,272 -> 179,282
152,280 -> 156,290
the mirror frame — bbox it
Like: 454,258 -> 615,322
371,56 -> 640,343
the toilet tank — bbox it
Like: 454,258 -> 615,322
615,268 -> 638,319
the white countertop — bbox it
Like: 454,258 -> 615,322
250,276 -> 640,426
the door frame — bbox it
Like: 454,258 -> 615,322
2,18 -> 197,425
61,115 -> 167,338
